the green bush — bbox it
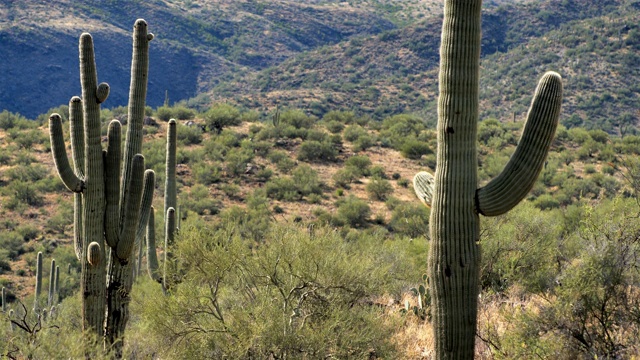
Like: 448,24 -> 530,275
400,139 -> 432,160
325,120 -> 344,134
388,203 -> 429,238
297,141 -> 337,162
332,167 -> 360,188
203,103 -> 242,133
345,155 -> 372,177
130,222 -> 409,359
336,196 -> 370,228
366,177 -> 394,201
280,109 -> 315,129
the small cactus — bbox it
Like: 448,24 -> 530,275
1,286 -> 6,313
34,252 -> 43,312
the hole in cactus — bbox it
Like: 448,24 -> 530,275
444,265 -> 451,277
446,126 -> 455,134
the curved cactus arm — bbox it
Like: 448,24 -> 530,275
162,207 -> 176,291
116,154 -> 146,260
413,171 -> 435,208
146,207 -> 162,282
49,114 -> 84,193
476,72 -> 563,216
105,120 -> 122,249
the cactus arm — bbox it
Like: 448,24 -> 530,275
413,171 -> 435,208
1,287 -> 6,313
146,206 -> 161,282
79,32 -> 107,336
69,96 -> 85,261
69,96 -> 85,176
121,19 -> 152,217
136,170 -> 156,246
49,114 -> 84,193
162,207 -> 176,291
105,120 -> 122,249
476,72 -> 563,216
116,154 -> 145,261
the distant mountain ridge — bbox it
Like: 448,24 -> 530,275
1,0 -> 638,132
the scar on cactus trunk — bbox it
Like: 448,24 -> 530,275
412,0 -> 562,358
49,19 -> 155,357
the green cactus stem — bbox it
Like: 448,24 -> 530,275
34,252 -> 42,312
163,207 -> 176,291
146,206 -> 162,283
48,259 -> 56,308
421,1 -> 563,358
1,287 -> 6,313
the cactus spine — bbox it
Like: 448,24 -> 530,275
49,19 -> 155,355
419,1 -> 563,358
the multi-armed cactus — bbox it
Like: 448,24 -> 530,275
413,0 -> 562,358
146,119 -> 178,291
49,19 -> 155,354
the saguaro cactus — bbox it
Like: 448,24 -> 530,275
416,1 -> 563,358
33,252 -> 42,312
146,119 -> 177,291
49,19 -> 155,355
1,286 -> 6,313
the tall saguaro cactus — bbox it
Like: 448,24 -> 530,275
49,19 -> 155,355
416,1 -> 563,358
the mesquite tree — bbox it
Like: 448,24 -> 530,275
413,1 -> 563,358
49,19 -> 155,355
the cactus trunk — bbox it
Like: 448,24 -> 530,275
425,0 -> 562,358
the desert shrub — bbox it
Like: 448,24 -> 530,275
352,134 -> 374,152
343,125 -> 367,142
336,196 -> 370,228
154,106 -> 173,121
366,177 -> 394,201
266,177 -> 300,201
203,103 -> 241,133
588,129 -> 609,143
400,139 -> 432,159
181,184 -> 219,215
130,223 -> 407,359
0,231 -> 25,259
380,114 -> 426,149
225,148 -> 255,176
325,120 -> 344,134
176,124 -> 203,145
388,203 -> 429,238
297,140 -> 337,162
345,155 -> 372,177
292,165 -> 323,196
0,110 -> 32,130
192,162 -> 222,185
172,105 -> 196,120
533,194 -> 560,210
280,109 -> 315,129
322,110 -> 356,124
6,164 -> 49,182
332,167 -> 360,188
5,182 -> 45,209
267,150 -> 296,173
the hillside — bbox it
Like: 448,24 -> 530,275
5,0 -> 543,119
210,0 -> 640,130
